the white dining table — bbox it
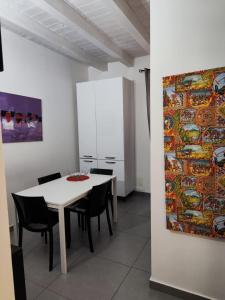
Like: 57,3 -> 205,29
15,173 -> 117,274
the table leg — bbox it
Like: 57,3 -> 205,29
13,204 -> 18,245
112,178 -> 117,223
58,207 -> 67,274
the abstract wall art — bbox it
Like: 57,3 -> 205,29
163,66 -> 225,239
0,92 -> 43,143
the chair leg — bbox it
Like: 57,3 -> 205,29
81,215 -> 84,231
110,195 -> 114,218
18,224 -> 23,247
65,209 -> 71,249
41,232 -> 44,237
84,216 -> 87,231
98,215 -> 100,232
45,232 -> 48,244
106,204 -> 113,236
78,213 -> 81,227
49,228 -> 53,272
86,217 -> 94,252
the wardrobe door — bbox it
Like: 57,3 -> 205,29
77,82 -> 97,159
98,160 -> 126,196
95,78 -> 124,161
80,159 -> 97,173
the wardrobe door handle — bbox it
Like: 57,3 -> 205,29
105,156 -> 115,159
83,155 -> 93,158
105,161 -> 116,164
84,160 -> 93,163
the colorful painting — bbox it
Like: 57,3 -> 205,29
163,66 -> 225,239
0,92 -> 42,143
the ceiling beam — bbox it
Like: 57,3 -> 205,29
31,0 -> 133,67
104,0 -> 150,53
0,5 -> 107,71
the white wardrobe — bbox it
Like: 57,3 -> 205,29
76,77 -> 135,197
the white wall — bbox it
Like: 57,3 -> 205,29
89,56 -> 150,193
151,1 -> 225,299
0,28 -> 88,224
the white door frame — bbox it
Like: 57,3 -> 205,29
0,131 -> 15,300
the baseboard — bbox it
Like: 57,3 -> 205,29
134,190 -> 151,196
149,278 -> 212,300
118,191 -> 150,201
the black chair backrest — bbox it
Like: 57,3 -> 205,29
90,168 -> 113,197
90,168 -> 113,175
87,182 -> 108,217
12,193 -> 49,229
38,172 -> 61,185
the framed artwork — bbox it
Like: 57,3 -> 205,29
0,92 -> 43,143
163,66 -> 225,239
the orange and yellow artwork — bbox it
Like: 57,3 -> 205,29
164,66 -> 225,238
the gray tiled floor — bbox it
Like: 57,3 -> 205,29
15,192 -> 182,300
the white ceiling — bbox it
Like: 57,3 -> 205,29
0,0 -> 150,70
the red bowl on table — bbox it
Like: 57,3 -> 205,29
66,175 -> 89,182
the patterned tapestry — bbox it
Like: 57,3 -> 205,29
163,67 -> 225,239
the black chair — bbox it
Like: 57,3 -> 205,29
68,182 -> 113,252
38,172 -> 61,185
37,172 -> 71,248
90,168 -> 113,230
38,173 -> 61,241
12,193 -> 58,271
90,168 -> 113,176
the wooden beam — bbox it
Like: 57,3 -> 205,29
31,0 -> 133,67
0,5 -> 107,71
105,0 -> 150,53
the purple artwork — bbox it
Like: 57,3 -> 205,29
0,92 -> 43,143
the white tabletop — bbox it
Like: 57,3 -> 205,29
17,173 -> 115,207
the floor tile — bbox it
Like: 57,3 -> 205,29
11,230 -> 42,257
122,218 -> 150,238
49,256 -> 129,300
26,280 -> 44,300
128,206 -> 150,218
66,246 -> 94,270
122,193 -> 151,218
24,245 -> 61,288
134,240 -> 151,272
113,268 -> 182,300
96,232 -> 148,266
113,216 -> 150,240
69,219 -> 115,254
36,289 -> 68,300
